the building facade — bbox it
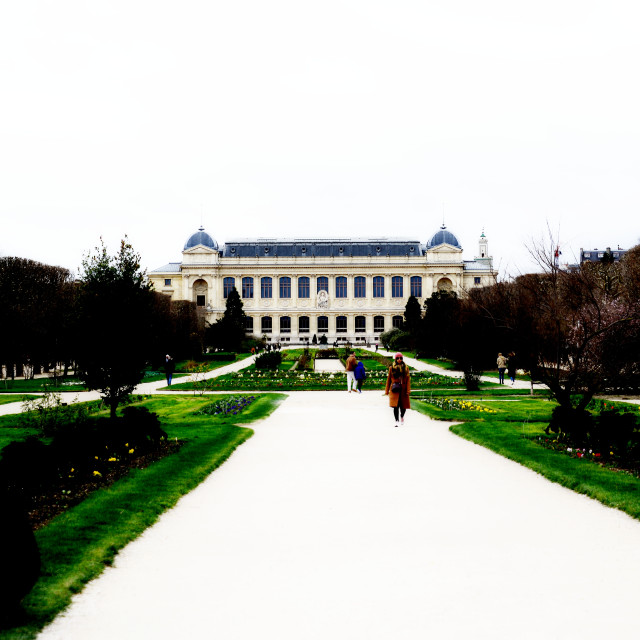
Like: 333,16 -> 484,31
149,226 -> 496,343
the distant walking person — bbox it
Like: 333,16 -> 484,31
385,352 -> 411,426
354,360 -> 366,393
164,354 -> 175,386
507,351 -> 517,386
345,351 -> 357,393
496,352 -> 507,384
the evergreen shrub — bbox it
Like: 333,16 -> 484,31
255,351 -> 282,370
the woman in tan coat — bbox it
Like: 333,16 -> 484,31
385,352 -> 411,427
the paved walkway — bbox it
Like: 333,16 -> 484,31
37,390 -> 640,639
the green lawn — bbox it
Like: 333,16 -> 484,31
2,393 -> 285,640
0,378 -> 85,393
413,395 -> 640,521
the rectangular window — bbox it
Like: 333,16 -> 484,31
355,316 -> 366,333
298,277 -> 310,299
261,277 -> 272,299
391,276 -> 403,298
280,316 -> 291,333
317,277 -> 329,293
317,316 -> 329,333
164,278 -> 172,287
410,276 -> 422,298
223,277 -> 235,298
474,277 -> 481,285
280,277 -> 291,298
336,316 -> 347,333
196,295 -> 206,307
373,276 -> 385,298
299,316 -> 310,333
335,277 -> 347,298
354,276 -> 366,298
242,277 -> 254,299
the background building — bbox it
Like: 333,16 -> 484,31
149,225 -> 496,344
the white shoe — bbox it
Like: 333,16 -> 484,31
394,421 -> 399,428
400,417 -> 404,425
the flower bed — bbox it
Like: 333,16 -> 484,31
420,397 -> 497,413
196,395 -> 256,416
173,369 -> 463,391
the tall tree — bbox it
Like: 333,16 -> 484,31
76,239 -> 155,419
471,242 -> 640,412
206,287 -> 246,352
0,257 -> 74,379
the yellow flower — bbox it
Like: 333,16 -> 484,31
70,468 -> 74,473
93,470 -> 102,477
95,456 -> 99,460
108,457 -> 117,462
129,448 -> 135,454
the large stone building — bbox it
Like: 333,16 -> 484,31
149,225 -> 496,344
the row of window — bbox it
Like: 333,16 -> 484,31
222,276 -> 424,299
246,315 -> 404,334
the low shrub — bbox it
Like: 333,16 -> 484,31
463,367 -> 482,391
254,351 -> 282,370
315,349 -> 339,359
388,330 -> 411,352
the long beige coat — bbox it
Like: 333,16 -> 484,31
385,366 -> 411,408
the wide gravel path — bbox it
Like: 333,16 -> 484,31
38,390 -> 640,639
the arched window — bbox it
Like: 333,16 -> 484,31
355,316 -> 366,333
223,277 -> 235,298
193,278 -> 207,307
298,277 -> 310,299
392,315 -> 403,329
242,277 -> 254,298
298,316 -> 310,333
354,276 -> 366,298
374,316 -> 385,333
261,316 -> 272,333
391,276 -> 403,298
279,277 -> 291,298
261,277 -> 272,298
410,276 -> 422,298
336,316 -> 347,333
317,316 -> 329,333
244,316 -> 254,333
317,276 -> 329,293
373,276 -> 385,298
437,277 -> 453,292
280,316 -> 291,333
335,277 -> 347,298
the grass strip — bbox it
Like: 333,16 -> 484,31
413,396 -> 640,521
4,393 -> 285,640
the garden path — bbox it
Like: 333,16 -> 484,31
371,347 -> 543,391
38,390 -> 640,640
314,358 -> 346,372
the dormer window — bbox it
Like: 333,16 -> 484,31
264,247 -> 270,254
230,247 -> 236,254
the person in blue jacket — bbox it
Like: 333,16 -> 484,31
354,360 -> 366,393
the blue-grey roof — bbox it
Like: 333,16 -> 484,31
463,260 -> 490,271
184,227 -> 218,251
221,239 -> 423,258
150,262 -> 182,273
427,226 -> 461,249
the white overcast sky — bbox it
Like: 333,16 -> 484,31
1,0 -> 638,278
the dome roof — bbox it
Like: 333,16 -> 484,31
427,225 -> 461,249
184,227 -> 218,251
